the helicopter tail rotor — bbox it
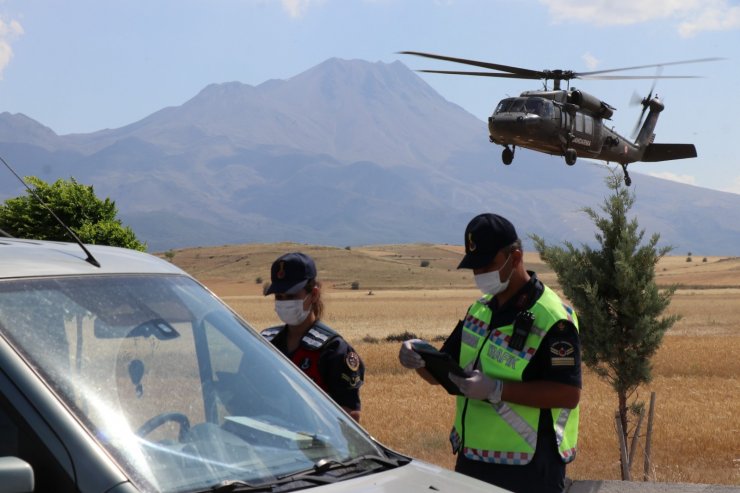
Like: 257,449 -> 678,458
630,68 -> 661,139
631,98 -> 650,139
629,90 -> 644,107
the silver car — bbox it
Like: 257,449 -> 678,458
0,239 -> 506,493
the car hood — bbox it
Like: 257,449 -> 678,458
305,459 -> 509,492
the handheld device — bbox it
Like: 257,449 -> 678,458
411,341 -> 470,395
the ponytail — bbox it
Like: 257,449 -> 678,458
305,279 -> 324,321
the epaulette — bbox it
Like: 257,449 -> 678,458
260,326 -> 283,342
300,321 -> 339,350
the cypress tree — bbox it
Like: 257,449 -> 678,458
532,172 -> 680,476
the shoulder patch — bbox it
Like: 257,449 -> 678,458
550,341 -> 575,367
345,351 -> 361,372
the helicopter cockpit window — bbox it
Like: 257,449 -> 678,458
495,98 -> 531,114
508,98 -> 526,113
525,99 -> 542,115
523,98 -> 552,117
495,98 -> 514,114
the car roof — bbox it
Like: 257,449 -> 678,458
0,238 -> 185,278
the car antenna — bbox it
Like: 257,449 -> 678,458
0,155 -> 101,267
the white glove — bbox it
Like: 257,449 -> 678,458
448,369 -> 503,403
399,339 -> 426,369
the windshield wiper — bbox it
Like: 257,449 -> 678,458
209,480 -> 273,492
312,453 -> 406,473
206,473 -> 334,493
205,454 -> 408,493
274,453 -> 406,484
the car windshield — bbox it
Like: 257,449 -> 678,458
0,274 -> 383,492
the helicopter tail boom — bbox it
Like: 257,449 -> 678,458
641,143 -> 697,162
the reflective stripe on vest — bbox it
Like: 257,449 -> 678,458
453,286 -> 579,464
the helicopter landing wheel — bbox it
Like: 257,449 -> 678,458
564,148 -> 577,166
620,163 -> 632,186
502,146 -> 514,165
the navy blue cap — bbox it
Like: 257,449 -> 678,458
265,252 -> 317,295
457,213 -> 518,269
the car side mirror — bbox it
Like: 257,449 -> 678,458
0,456 -> 34,493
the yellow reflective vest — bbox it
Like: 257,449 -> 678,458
451,285 -> 579,465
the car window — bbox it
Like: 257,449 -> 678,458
0,393 -> 77,492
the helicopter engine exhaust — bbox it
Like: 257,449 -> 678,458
568,90 -> 614,120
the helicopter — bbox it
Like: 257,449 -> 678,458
401,51 -> 721,186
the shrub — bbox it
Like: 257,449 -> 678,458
351,281 -> 360,290
420,260 -> 430,267
385,331 -> 418,342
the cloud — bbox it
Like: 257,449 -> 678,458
281,0 -> 326,18
540,0 -> 740,36
0,17 -> 23,79
678,2 -> 740,37
582,52 -> 600,70
646,171 -> 698,186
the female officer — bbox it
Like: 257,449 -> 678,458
261,252 -> 364,422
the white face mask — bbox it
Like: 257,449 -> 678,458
275,295 -> 312,326
474,254 -> 513,296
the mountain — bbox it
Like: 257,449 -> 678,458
1,58 -> 739,255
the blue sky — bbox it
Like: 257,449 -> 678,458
0,0 -> 738,193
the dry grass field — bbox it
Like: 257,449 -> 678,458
162,243 -> 740,486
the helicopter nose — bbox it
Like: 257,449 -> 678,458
488,114 -> 538,141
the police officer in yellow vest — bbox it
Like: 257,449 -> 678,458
399,213 -> 581,493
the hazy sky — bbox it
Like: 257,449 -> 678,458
0,0 -> 738,192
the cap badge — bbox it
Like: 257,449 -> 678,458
467,232 -> 477,252
277,261 -> 286,279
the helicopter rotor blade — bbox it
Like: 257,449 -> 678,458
417,69 -> 542,79
576,57 -> 724,78
631,105 -> 649,140
399,51 -> 543,79
646,70 -> 660,100
400,50 -> 722,92
579,74 -> 701,80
